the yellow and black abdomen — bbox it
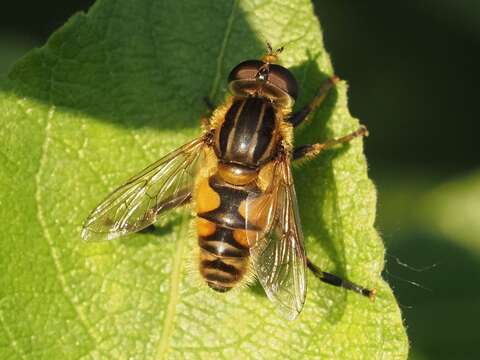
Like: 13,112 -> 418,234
195,174 -> 261,292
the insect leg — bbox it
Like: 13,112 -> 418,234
139,224 -> 157,233
152,189 -> 192,214
138,190 -> 193,233
288,76 -> 339,127
307,258 -> 376,300
203,96 -> 216,112
200,96 -> 216,128
293,125 -> 368,161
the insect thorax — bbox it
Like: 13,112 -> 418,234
214,97 -> 280,171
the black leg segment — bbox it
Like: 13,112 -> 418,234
293,125 -> 369,161
293,144 -> 317,160
288,76 -> 338,127
203,96 -> 216,112
307,258 -> 376,300
139,190 -> 192,234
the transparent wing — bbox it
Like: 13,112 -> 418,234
245,159 -> 307,320
81,137 -> 206,241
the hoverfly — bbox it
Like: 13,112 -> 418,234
82,43 -> 375,320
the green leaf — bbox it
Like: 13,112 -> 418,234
0,0 -> 408,358
0,34 -> 36,75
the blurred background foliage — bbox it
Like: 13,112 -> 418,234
1,0 -> 478,359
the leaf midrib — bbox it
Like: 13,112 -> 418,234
154,0 -> 239,357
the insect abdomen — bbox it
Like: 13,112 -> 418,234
196,175 -> 260,292
198,220 -> 250,291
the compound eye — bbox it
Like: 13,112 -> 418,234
228,60 -> 263,83
267,64 -> 298,100
227,60 -> 299,102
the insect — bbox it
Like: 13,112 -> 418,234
82,43 -> 375,320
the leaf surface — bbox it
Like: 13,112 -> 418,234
0,0 -> 408,358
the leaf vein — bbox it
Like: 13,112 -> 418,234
208,0 -> 239,101
0,305 -> 28,360
154,212 -> 189,359
35,106 -> 102,349
153,2 -> 239,356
